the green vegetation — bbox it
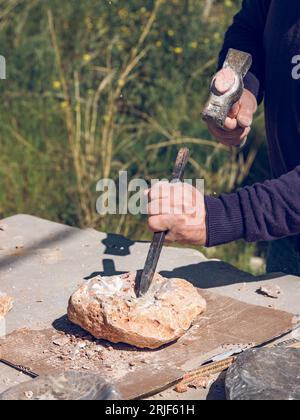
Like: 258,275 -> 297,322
0,0 -> 268,274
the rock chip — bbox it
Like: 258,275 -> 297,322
257,285 -> 282,299
68,272 -> 206,349
0,293 -> 13,319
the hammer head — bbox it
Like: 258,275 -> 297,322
202,49 -> 252,129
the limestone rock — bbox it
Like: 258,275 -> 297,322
0,293 -> 13,319
68,272 -> 206,349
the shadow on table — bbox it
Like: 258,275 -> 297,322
160,261 -> 284,289
85,258 -> 257,288
102,233 -> 135,257
0,223 -> 283,290
101,233 -> 284,289
52,313 -> 175,354
206,372 -> 227,401
84,259 -> 126,280
0,231 -> 134,272
86,257 -> 283,290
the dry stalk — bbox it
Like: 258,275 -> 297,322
202,0 -> 215,20
49,0 -> 164,229
48,9 -> 90,225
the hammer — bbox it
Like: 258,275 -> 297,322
202,48 -> 252,130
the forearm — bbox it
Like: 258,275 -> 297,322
205,166 -> 300,246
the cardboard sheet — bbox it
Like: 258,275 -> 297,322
0,290 -> 296,400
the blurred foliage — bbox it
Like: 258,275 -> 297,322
0,0 -> 267,273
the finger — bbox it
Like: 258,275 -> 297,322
148,215 -> 171,233
241,126 -> 251,139
207,121 -> 249,146
223,117 -> 238,131
209,121 -> 245,139
216,127 -> 250,147
228,100 -> 240,119
147,199 -> 161,216
207,121 -> 234,137
148,199 -> 172,216
148,197 -> 182,216
237,91 -> 257,128
165,225 -> 190,244
148,181 -> 170,201
237,105 -> 254,128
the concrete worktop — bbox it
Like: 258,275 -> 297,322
0,214 -> 299,400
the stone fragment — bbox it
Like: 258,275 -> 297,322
174,383 -> 188,393
0,293 -> 13,319
257,285 -> 282,299
52,337 -> 70,347
68,272 -> 206,350
24,391 -> 34,400
189,376 -> 213,390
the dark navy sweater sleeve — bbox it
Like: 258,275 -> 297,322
218,0 -> 271,104
205,166 -> 300,246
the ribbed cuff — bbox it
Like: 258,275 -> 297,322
244,71 -> 263,104
204,194 -> 245,247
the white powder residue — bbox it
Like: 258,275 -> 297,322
91,276 -> 124,297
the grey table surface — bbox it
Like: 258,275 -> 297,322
0,214 -> 300,400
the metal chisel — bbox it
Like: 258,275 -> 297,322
138,147 -> 190,297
